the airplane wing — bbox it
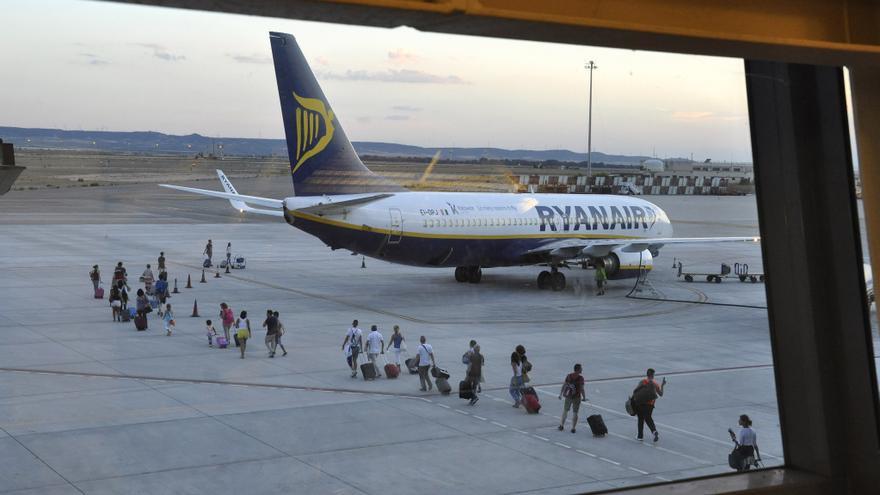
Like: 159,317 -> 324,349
524,236 -> 760,260
159,172 -> 284,217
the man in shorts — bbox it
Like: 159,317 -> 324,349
342,320 -> 363,378
558,363 -> 586,433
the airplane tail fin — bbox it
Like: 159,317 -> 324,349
269,32 -> 405,196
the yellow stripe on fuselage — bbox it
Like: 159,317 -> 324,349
290,210 -> 650,241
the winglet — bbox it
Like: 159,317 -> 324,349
217,170 -> 249,212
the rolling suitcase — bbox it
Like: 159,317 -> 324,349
431,366 -> 450,379
120,309 -> 131,322
522,390 -> 541,414
459,380 -> 474,400
361,362 -> 378,380
216,336 -> 228,348
384,360 -> 399,379
94,286 -> 104,299
405,357 -> 419,374
587,414 -> 608,436
436,377 -> 452,395
134,314 -> 148,331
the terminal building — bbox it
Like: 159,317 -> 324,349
517,159 -> 755,195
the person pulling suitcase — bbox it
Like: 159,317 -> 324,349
558,363 -> 586,433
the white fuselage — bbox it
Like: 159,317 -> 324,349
284,192 -> 672,268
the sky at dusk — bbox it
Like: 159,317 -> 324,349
1,0 -> 754,162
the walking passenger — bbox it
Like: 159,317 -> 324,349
730,414 -> 761,471
206,319 -> 218,347
163,304 -> 175,336
515,345 -> 532,383
509,350 -> 525,407
235,311 -> 251,358
118,281 -> 128,311
109,284 -> 122,321
141,264 -> 155,295
135,289 -> 149,321
226,242 -> 232,267
416,335 -> 436,391
632,368 -> 666,442
203,239 -> 213,266
558,363 -> 586,433
89,265 -> 101,293
273,311 -> 287,356
263,309 -> 278,357
386,325 -> 404,368
155,274 -> 168,316
466,345 -> 483,405
342,320 -> 363,378
219,303 -> 234,346
365,325 -> 385,378
157,251 -> 166,274
462,340 -> 481,392
114,262 -> 130,290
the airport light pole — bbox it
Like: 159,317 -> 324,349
585,61 -> 597,188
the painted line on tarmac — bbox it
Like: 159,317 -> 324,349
576,449 -> 597,458
599,457 -> 621,466
0,367 -> 427,399
491,421 -> 508,428
176,261 -> 691,326
628,467 -> 649,475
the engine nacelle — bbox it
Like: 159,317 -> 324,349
600,248 -> 653,279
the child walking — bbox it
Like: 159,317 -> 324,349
163,304 -> 175,336
206,319 -> 218,347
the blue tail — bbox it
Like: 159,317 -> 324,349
269,32 -> 404,196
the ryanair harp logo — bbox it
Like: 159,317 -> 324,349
292,91 -> 335,173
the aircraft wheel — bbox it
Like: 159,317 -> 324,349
750,275 -> 758,283
467,267 -> 482,284
684,274 -> 693,283
537,270 -> 551,289
739,275 -> 747,282
715,276 -> 722,283
550,271 -> 566,291
454,267 -> 467,283
706,275 -> 715,283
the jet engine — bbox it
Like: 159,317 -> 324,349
599,248 -> 653,279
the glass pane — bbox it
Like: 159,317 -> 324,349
0,1 -> 779,492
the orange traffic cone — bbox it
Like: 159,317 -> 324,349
185,274 -> 192,289
200,270 -> 207,283
214,270 -> 221,278
191,299 -> 200,317
172,278 -> 179,294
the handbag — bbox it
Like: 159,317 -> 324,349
625,397 -> 636,416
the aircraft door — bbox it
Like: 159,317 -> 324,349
389,208 -> 402,244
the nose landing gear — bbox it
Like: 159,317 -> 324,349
537,266 -> 566,291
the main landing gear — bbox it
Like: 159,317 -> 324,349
454,266 -> 482,284
537,266 -> 566,291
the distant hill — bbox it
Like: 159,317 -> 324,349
0,126 -> 651,165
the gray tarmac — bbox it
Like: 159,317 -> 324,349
0,183 -> 876,494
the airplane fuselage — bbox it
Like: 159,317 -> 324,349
283,192 -> 673,268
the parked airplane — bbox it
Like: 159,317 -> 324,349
161,32 -> 757,291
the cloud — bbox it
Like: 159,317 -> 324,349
314,56 -> 330,67
77,53 -> 110,66
391,105 -> 422,112
227,53 -> 271,64
131,43 -> 186,62
670,111 -> 747,123
388,48 -> 419,65
385,115 -> 410,121
671,111 -> 714,121
317,69 -> 467,85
